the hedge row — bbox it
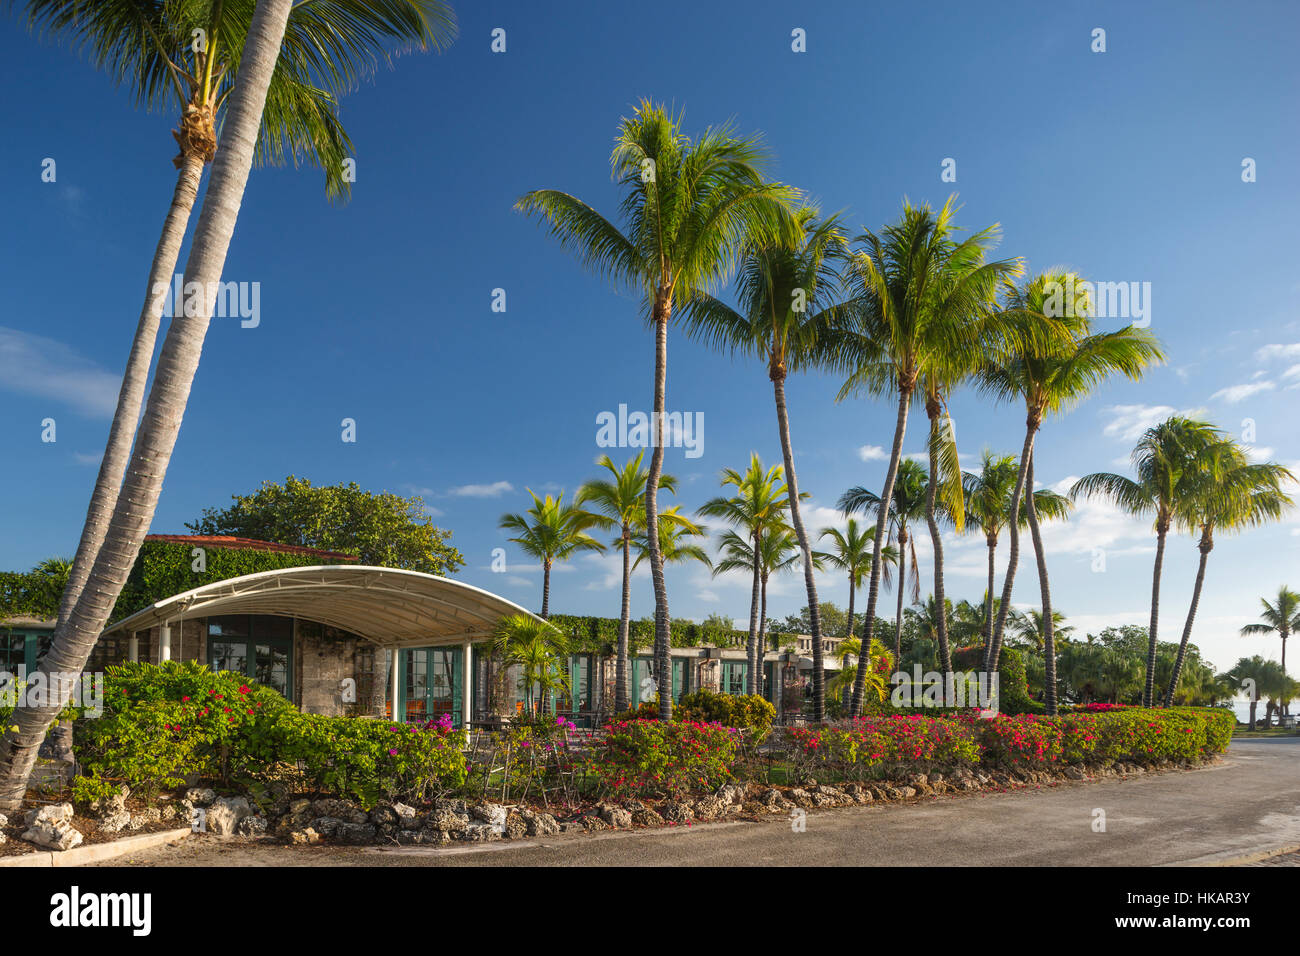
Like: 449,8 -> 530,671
784,707 -> 1235,781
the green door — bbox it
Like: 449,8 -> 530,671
398,647 -> 463,727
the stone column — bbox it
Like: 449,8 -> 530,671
159,625 -> 172,662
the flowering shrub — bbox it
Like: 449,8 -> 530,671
785,715 -> 981,781
72,661 -> 466,807
589,719 -> 740,798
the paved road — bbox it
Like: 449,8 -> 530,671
95,738 -> 1300,867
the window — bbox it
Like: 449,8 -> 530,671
208,615 -> 293,699
397,647 -> 463,727
721,661 -> 748,696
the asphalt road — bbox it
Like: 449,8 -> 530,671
94,738 -> 1300,867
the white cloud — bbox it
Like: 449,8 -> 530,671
1100,404 -> 1174,441
1243,445 -> 1275,463
0,326 -> 120,418
1283,364 -> 1300,381
1254,343 -> 1300,363
858,445 -> 887,462
447,480 -> 515,498
1210,381 -> 1275,404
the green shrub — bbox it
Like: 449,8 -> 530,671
784,715 -> 981,781
589,718 -> 740,798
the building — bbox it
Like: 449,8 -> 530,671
7,535 -> 810,728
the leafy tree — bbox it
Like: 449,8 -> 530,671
188,476 -> 465,575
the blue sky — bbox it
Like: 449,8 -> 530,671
2,0 -> 1298,677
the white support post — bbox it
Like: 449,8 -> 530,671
389,646 -> 401,723
128,633 -> 139,663
159,625 -> 172,662
462,640 -> 473,729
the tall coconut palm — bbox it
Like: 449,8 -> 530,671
678,208 -> 851,717
516,102 -> 797,719
576,453 -> 679,713
631,507 -> 710,572
22,0 -> 457,636
979,272 -> 1163,714
839,458 -> 929,669
1163,448 -> 1293,706
697,455 -> 794,695
965,450 -> 1072,655
818,519 -> 897,652
499,491 -> 606,619
0,0 -> 300,809
831,197 -> 1023,715
1239,587 -> 1300,715
1071,415 -> 1223,705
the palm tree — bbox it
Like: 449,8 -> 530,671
713,526 -> 804,671
831,197 -> 1022,715
0,0 -> 299,809
1240,587 -> 1300,715
697,455 -> 794,695
21,0 -> 456,637
965,450 -> 1072,654
576,453 -> 679,713
499,491 -> 606,618
840,458 -> 928,669
1163,447 -> 1294,706
492,614 -> 569,716
1223,656 -> 1288,727
1072,416 -> 1224,705
979,271 -> 1163,714
1009,608 -> 1075,650
678,208 -> 853,718
631,507 -> 710,572
827,637 -> 892,710
819,519 -> 897,652
516,103 -> 796,719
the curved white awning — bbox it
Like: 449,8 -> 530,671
103,565 -> 539,647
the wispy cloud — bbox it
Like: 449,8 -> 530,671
447,480 -> 514,498
1210,381 -> 1275,404
0,327 -> 119,418
858,444 -> 888,461
1254,343 -> 1300,363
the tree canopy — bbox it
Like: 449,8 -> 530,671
186,476 -> 465,575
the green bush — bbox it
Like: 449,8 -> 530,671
589,718 -> 740,798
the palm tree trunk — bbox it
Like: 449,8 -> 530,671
773,374 -> 824,720
843,576 -> 856,711
986,415 -> 1039,674
57,155 -> 207,627
541,561 -> 551,619
984,536 -> 997,656
854,388 -> 911,715
1164,536 -> 1212,707
614,531 -> 631,714
1024,452 -> 1057,715
745,534 -> 762,696
1143,519 -> 1169,707
0,0 -> 295,811
645,297 -> 673,720
1282,629 -> 1289,716
924,407 -> 953,677
894,527 -> 907,668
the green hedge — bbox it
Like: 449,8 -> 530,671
546,614 -> 752,654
